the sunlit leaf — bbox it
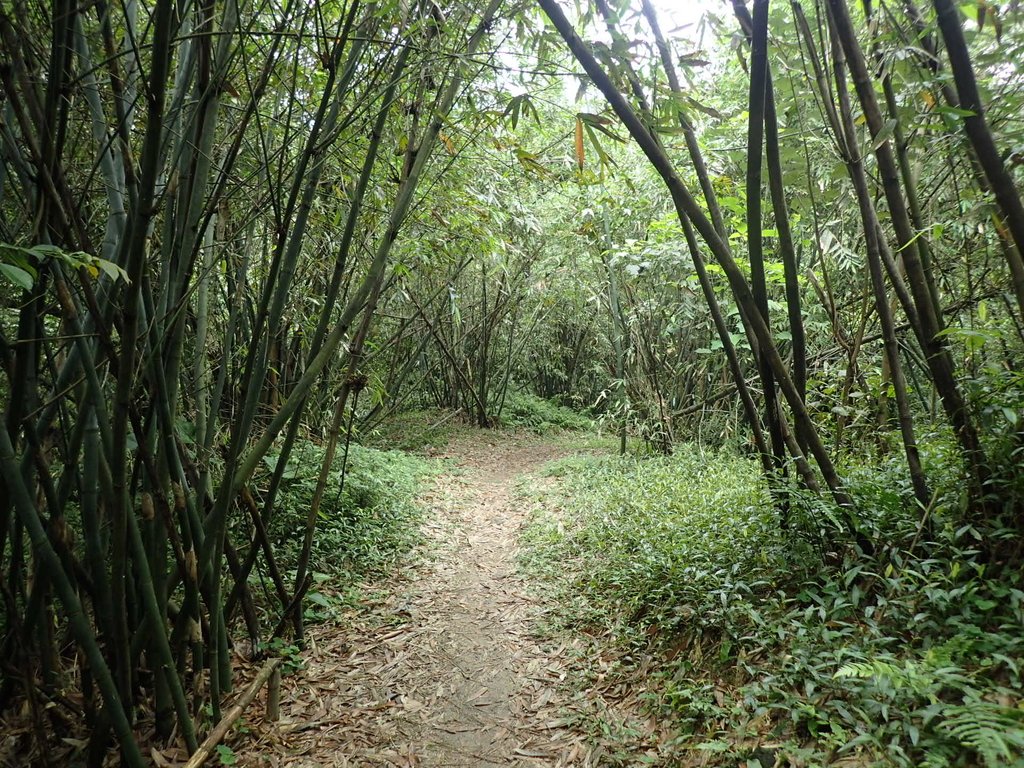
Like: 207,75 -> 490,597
439,131 -> 456,155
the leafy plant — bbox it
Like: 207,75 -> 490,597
934,702 -> 1024,767
498,390 -> 592,433
215,745 -> 237,766
0,242 -> 128,289
523,448 -> 776,632
256,441 -> 432,591
520,445 -> 1024,767
261,638 -> 306,676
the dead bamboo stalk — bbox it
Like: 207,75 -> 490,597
183,657 -> 283,768
267,667 -> 281,722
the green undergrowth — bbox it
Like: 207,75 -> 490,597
251,439 -> 432,619
498,390 -> 592,433
521,450 -> 777,634
520,447 -> 1024,767
363,407 -> 458,453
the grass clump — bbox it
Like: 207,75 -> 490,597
498,390 -> 592,433
521,446 -> 1024,767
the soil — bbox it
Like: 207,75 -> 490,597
232,430 -> 598,767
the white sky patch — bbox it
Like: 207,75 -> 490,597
648,0 -> 725,47
494,1 -> 732,105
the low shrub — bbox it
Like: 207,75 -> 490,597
256,440 -> 430,581
363,408 -> 458,453
521,447 -> 1024,767
498,390 -> 592,433
522,449 -> 777,633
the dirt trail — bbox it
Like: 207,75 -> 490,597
237,431 -> 592,767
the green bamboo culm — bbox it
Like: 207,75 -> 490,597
0,427 -> 146,768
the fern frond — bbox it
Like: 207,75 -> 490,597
834,658 -> 941,695
919,742 -> 956,768
938,701 -> 1024,767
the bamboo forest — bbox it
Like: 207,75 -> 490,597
2,0 -> 1024,765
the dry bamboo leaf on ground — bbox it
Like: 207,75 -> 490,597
231,433 -> 648,768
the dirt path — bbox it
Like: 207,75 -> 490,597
236,431 -> 593,767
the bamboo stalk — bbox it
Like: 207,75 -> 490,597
614,0 -> 773,471
266,667 -> 281,722
182,658 -> 282,768
826,0 -> 989,512
0,427 -> 146,768
539,0 -> 873,552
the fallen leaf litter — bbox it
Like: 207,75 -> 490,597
231,432 -> 607,767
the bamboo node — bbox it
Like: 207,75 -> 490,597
141,492 -> 155,521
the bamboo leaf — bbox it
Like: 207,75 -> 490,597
579,112 -> 626,142
685,96 -> 723,120
522,95 -> 541,126
504,94 -> 522,130
678,52 -> 711,67
584,123 -> 615,168
894,228 -> 926,253
515,148 -> 550,177
871,118 -> 898,151
0,244 -> 38,276
934,104 -> 976,118
95,258 -> 130,283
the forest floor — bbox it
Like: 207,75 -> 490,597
232,430 -> 618,767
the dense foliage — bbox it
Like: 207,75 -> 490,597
522,447 -> 1024,766
261,441 -> 429,580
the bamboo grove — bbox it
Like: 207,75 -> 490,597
2,0 -> 1024,762
535,0 -> 1024,542
0,0 -> 503,761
